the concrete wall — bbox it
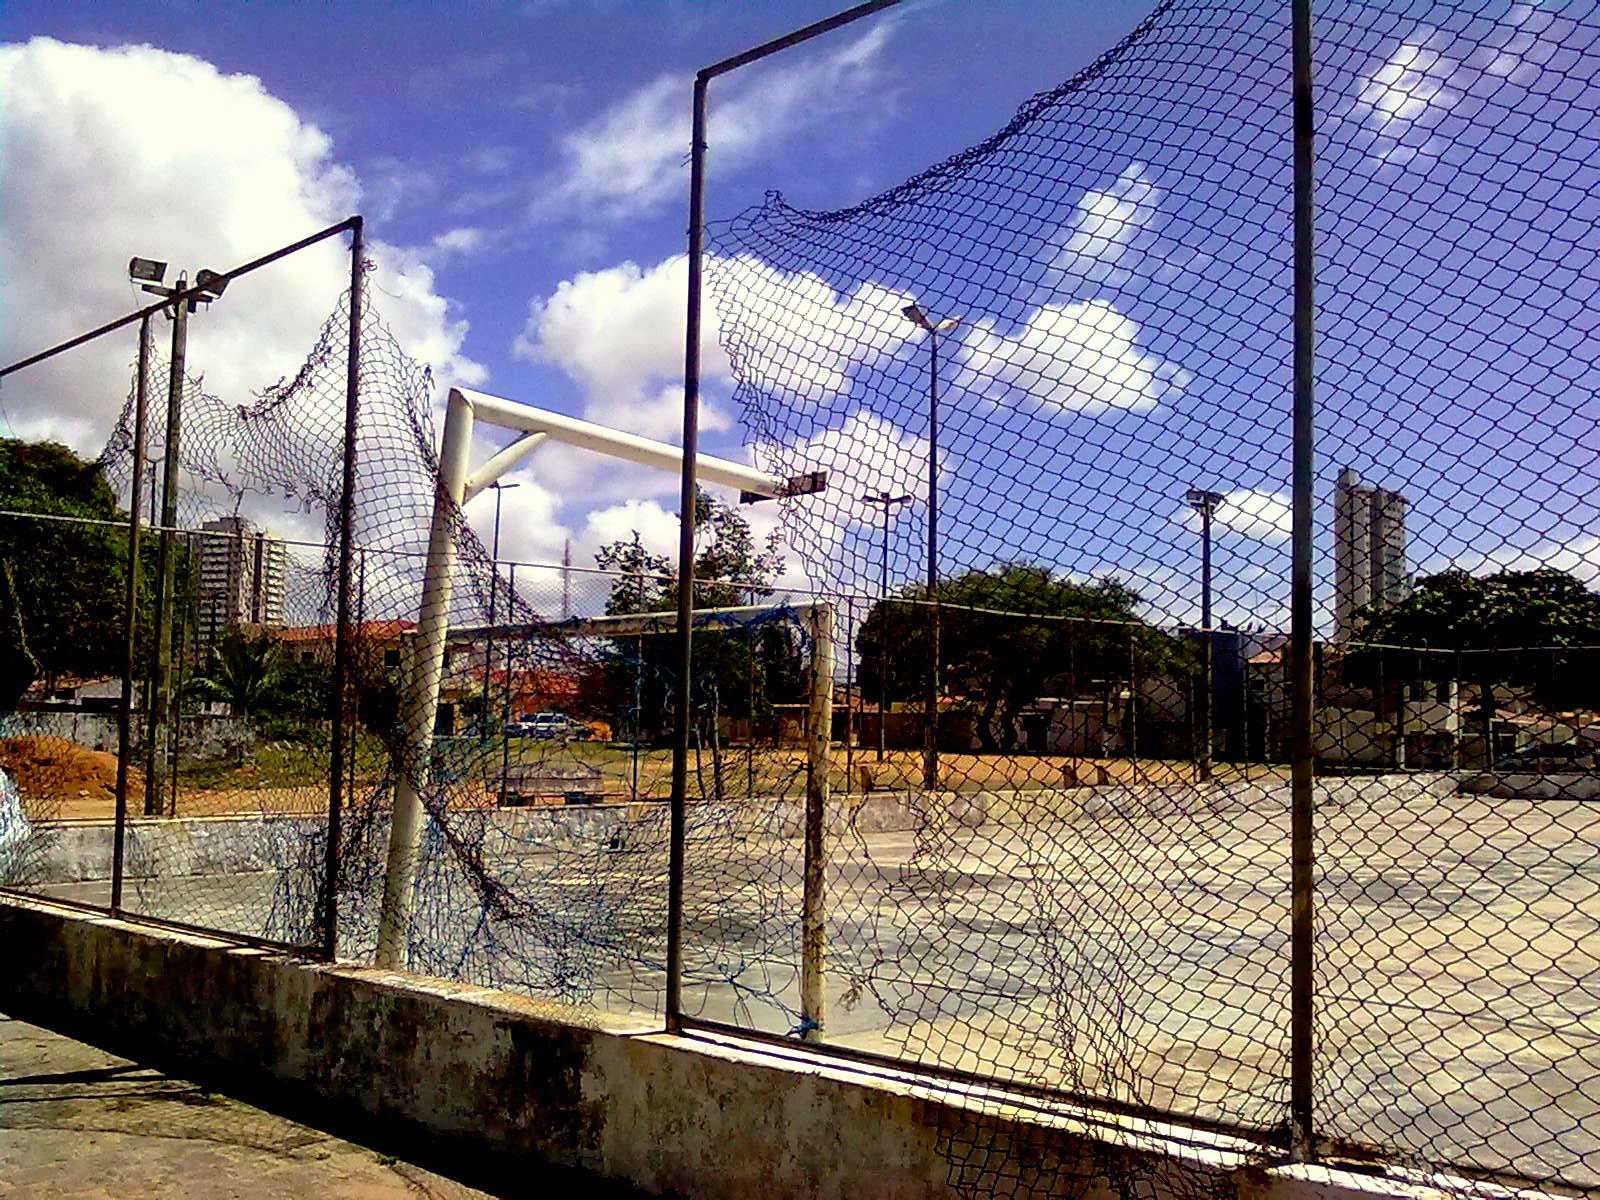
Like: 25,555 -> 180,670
0,892 -> 1454,1200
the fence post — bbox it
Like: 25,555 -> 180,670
1289,0 -> 1318,1158
112,314 -> 152,912
322,215 -> 363,961
801,602 -> 834,1042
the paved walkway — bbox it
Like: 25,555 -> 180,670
0,1012 -> 493,1199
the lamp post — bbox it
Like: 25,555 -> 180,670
1187,488 -> 1224,782
133,257 -> 226,816
902,304 -> 960,792
481,480 -> 520,732
862,491 -> 910,761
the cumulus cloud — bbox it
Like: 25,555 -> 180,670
1452,534 -> 1600,588
1354,35 -> 1463,136
1048,163 -> 1160,290
0,38 -> 484,455
1175,489 -> 1293,543
515,252 -> 913,437
541,22 -> 896,220
955,299 -> 1189,415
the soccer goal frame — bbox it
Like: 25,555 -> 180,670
373,386 -> 829,982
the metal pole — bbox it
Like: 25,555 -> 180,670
1199,503 -> 1214,783
800,603 -> 834,1042
500,562 -> 516,808
923,330 -> 941,793
323,217 -> 363,961
880,498 -> 890,762
375,388 -> 474,968
482,486 -> 503,731
112,314 -> 152,911
674,0 -> 906,1033
148,286 -> 189,816
1289,0 -> 1318,1159
844,596 -> 854,789
667,72 -> 711,1031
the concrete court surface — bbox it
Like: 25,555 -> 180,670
0,1012 -> 498,1199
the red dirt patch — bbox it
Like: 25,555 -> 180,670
0,736 -> 139,818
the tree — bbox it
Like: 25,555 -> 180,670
190,628 -> 288,718
856,563 -> 1190,752
593,490 -> 800,748
0,439 -> 132,698
1348,567 -> 1600,717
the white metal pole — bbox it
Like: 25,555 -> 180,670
375,388 -> 476,968
800,602 -> 834,1042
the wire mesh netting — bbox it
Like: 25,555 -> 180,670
701,0 -> 1600,1190
2,0 -> 1598,1194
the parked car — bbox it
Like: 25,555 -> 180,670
505,712 -> 592,741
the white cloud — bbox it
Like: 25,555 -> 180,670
0,38 -> 484,455
955,299 -> 1189,415
542,22 -> 896,220
1452,534 -> 1600,588
1048,163 -> 1160,290
1175,489 -> 1293,544
1355,37 -> 1462,133
515,252 -> 913,437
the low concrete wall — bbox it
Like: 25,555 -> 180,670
0,892 -> 1451,1200
1458,771 -> 1600,800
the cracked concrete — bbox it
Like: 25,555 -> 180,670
0,1012 -> 494,1199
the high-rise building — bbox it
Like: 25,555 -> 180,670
195,516 -> 287,650
1334,468 -> 1407,640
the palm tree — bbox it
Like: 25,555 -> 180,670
192,628 -> 285,719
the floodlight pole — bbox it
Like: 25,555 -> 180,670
863,491 -> 910,761
147,279 -> 191,817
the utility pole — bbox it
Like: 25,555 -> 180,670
134,262 -> 227,814
902,305 -> 960,793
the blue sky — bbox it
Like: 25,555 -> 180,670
1,0 -> 1596,633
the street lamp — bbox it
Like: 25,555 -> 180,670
1187,488 -> 1225,782
135,258 -> 227,816
862,491 -> 911,761
902,304 -> 960,792
481,480 -> 521,732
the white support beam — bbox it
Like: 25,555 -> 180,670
450,387 -> 810,501
462,431 -> 547,504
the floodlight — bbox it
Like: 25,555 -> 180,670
1186,488 -> 1225,512
194,269 -> 229,298
129,257 -> 167,284
901,304 -> 961,333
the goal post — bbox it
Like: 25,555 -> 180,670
373,385 -> 828,978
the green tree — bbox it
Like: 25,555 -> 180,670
857,564 -> 1190,752
1348,567 -> 1600,717
593,490 -> 800,747
190,628 -> 287,718
0,439 -> 132,699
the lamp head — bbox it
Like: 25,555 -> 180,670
128,257 -> 167,284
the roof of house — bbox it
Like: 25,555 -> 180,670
275,619 -> 417,643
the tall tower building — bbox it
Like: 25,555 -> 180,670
195,516 -> 287,650
1334,468 -> 1407,640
